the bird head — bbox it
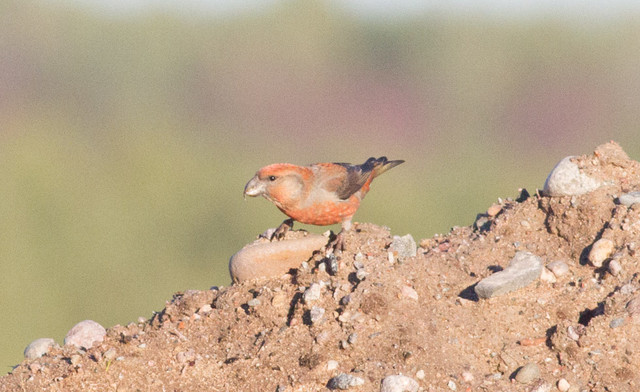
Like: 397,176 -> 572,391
243,163 -> 310,207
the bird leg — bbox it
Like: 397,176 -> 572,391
325,230 -> 346,254
271,218 -> 294,241
325,219 -> 351,254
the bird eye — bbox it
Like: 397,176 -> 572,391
268,175 -> 277,181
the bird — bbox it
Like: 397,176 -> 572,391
243,156 -> 404,251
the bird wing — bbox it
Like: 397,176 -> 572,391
314,159 -> 377,200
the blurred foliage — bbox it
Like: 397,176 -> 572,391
1,0 -> 640,371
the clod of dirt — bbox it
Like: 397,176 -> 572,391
3,141 -> 640,392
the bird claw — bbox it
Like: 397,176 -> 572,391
270,218 -> 294,241
325,231 -> 345,254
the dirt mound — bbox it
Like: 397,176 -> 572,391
2,141 -> 640,392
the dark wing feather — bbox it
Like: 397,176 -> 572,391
334,157 -> 378,200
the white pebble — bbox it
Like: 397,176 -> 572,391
589,239 -> 614,267
557,378 -> 570,392
609,259 -> 622,276
401,286 -> 419,300
540,268 -> 557,283
546,260 -> 569,277
24,338 -> 56,359
388,252 -> 395,264
415,369 -> 425,380
64,320 -> 106,349
380,375 -> 419,392
309,306 -> 325,324
327,360 -> 339,371
461,371 -> 474,382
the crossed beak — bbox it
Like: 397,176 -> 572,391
243,176 -> 265,199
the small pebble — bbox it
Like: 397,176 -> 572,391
557,378 -> 570,392
608,259 -> 622,276
567,326 -> 580,341
627,295 -> 640,317
515,362 -> 540,384
487,204 -> 502,217
529,380 -> 552,392
388,252 -> 395,264
24,338 -> 56,360
64,320 -> 106,349
589,239 -> 614,267
356,269 -> 368,281
347,333 -> 358,344
540,268 -> 556,283
326,255 -> 339,275
309,306 -> 325,324
198,304 -> 212,314
247,298 -> 261,307
415,369 -> 425,380
401,286 -> 419,300
389,234 -> 417,261
103,348 -> 117,362
303,283 -> 322,303
327,373 -> 364,390
327,360 -> 339,371
447,380 -> 457,390
461,371 -> 474,382
618,191 -> 640,207
69,354 -> 82,366
610,317 -> 625,328
546,260 -> 569,277
380,375 -> 419,392
176,349 -> 196,364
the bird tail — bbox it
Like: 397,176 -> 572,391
366,156 -> 405,179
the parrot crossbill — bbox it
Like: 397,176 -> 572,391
243,156 -> 404,251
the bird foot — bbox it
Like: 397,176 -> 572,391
270,218 -> 294,241
325,230 -> 345,255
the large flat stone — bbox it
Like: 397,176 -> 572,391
475,251 -> 543,299
229,233 -> 328,283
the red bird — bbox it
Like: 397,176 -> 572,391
243,156 -> 404,250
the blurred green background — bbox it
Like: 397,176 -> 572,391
2,0 -> 640,371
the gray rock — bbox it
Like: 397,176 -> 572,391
309,306 -> 325,324
515,362 -> 540,384
543,156 -> 602,196
64,320 -> 106,349
303,283 -> 322,303
618,191 -> 640,207
327,373 -> 365,390
380,375 -> 419,392
610,317 -> 625,328
390,234 -> 417,261
24,338 -> 56,359
247,298 -> 261,307
475,252 -> 543,299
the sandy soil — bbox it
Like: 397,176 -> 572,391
2,141 -> 640,392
